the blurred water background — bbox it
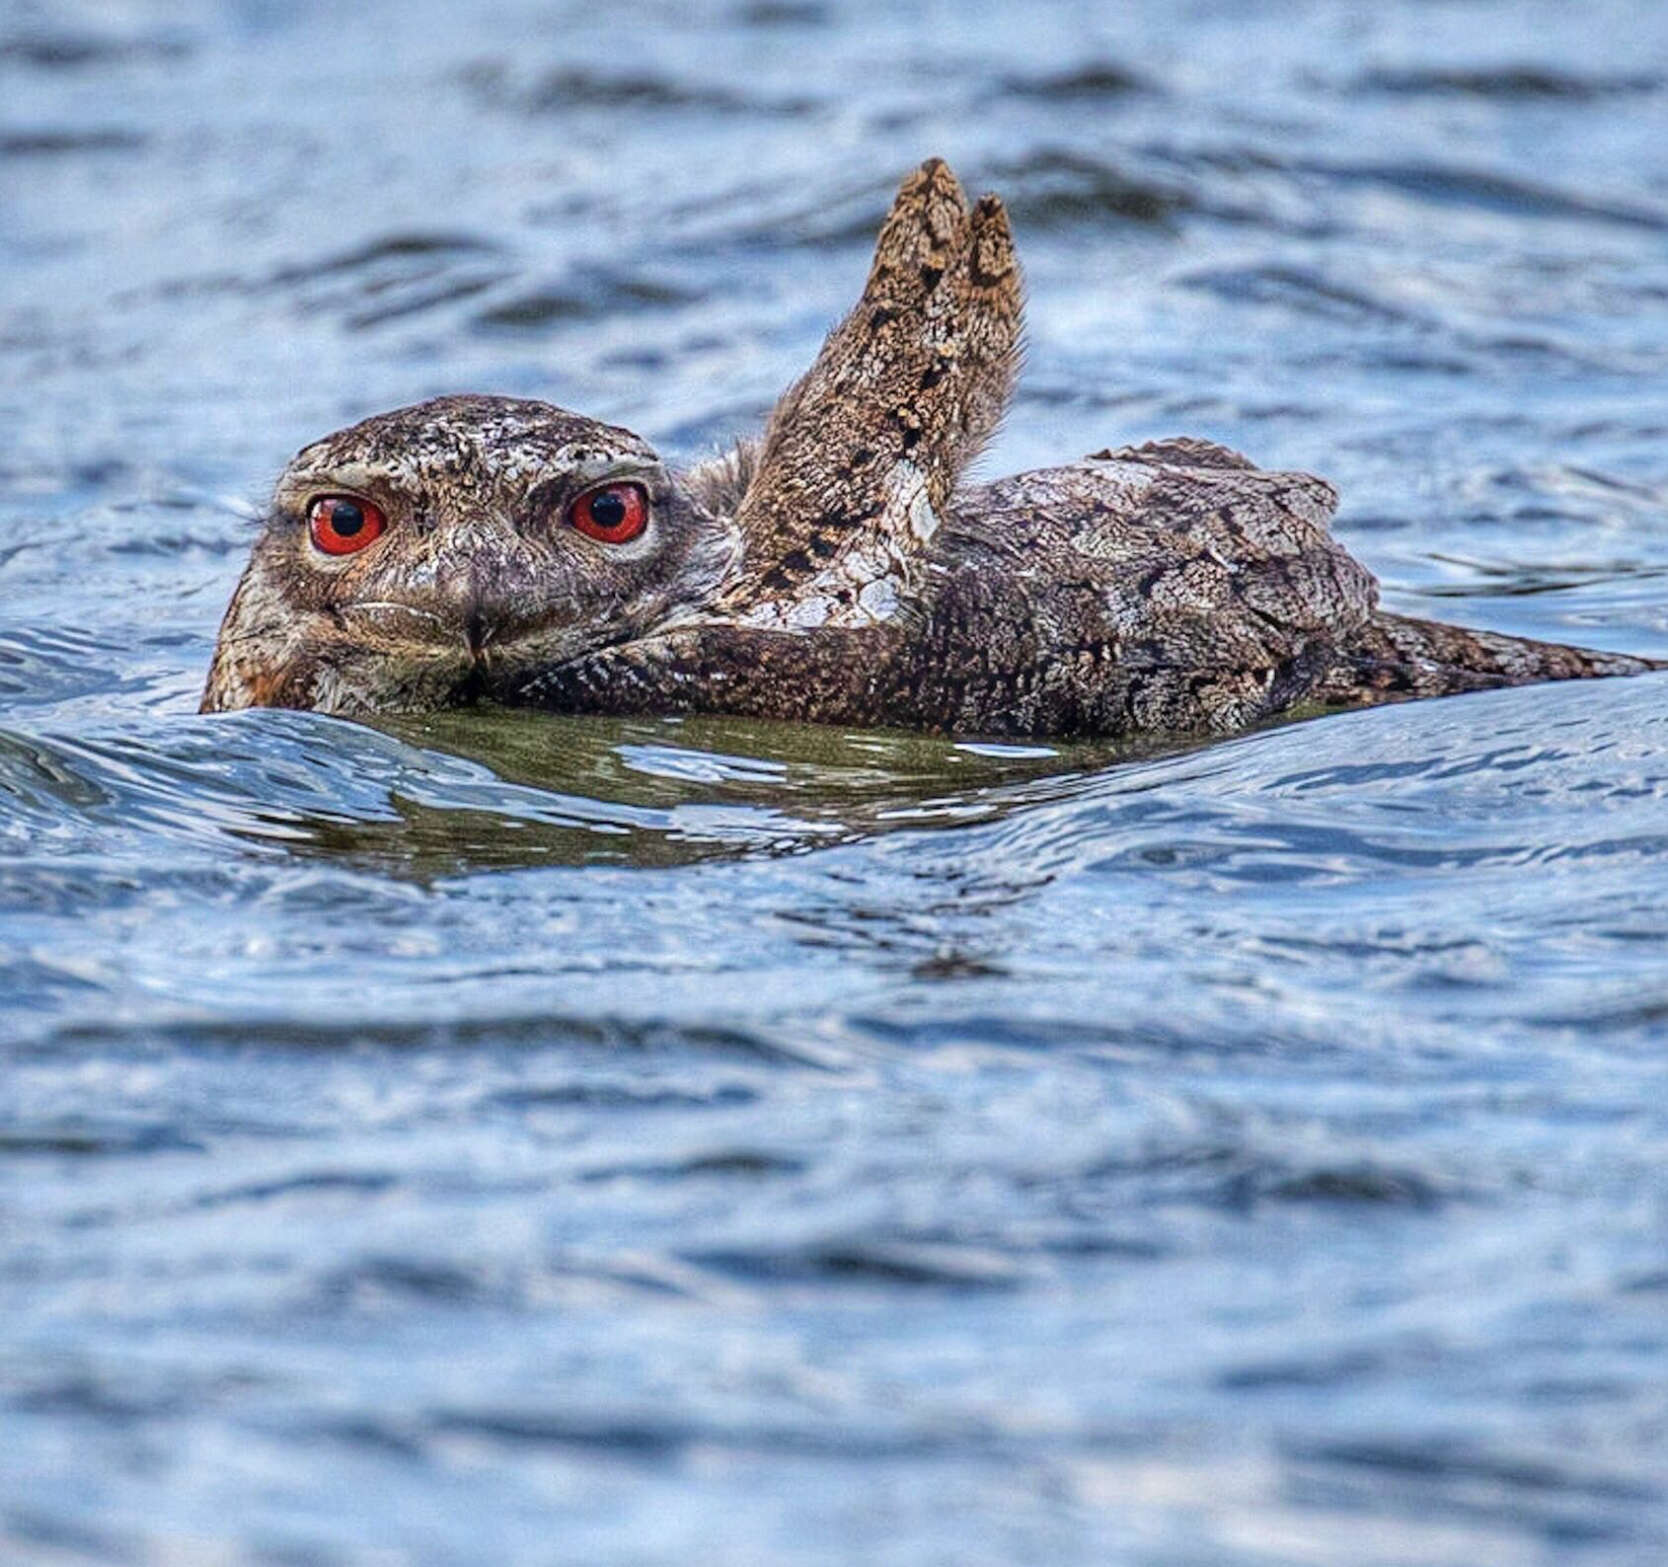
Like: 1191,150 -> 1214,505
5,0 -> 1668,1561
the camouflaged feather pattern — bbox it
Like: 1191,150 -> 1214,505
203,159 -> 1663,733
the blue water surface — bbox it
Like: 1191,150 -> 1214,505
4,0 -> 1668,1562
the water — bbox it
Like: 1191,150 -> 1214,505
4,0 -> 1668,1560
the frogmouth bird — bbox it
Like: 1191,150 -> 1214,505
203,159 -> 1661,735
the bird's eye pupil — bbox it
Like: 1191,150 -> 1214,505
329,501 -> 364,537
589,491 -> 626,529
567,481 -> 647,544
308,494 -> 386,556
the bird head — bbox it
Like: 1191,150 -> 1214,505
201,395 -> 735,713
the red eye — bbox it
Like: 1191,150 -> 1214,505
568,482 -> 648,544
308,495 -> 386,556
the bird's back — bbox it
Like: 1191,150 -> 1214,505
893,438 -> 1377,735
879,437 -> 1659,736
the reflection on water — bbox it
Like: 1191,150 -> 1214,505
5,0 -> 1668,1561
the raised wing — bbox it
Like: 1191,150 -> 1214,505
719,158 -> 1023,631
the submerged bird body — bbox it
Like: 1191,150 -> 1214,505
203,161 -> 1660,733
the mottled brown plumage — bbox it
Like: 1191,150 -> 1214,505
202,159 -> 1662,735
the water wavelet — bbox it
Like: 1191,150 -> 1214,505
1353,65 -> 1662,101
10,1 -> 1668,1559
351,707 -> 1103,872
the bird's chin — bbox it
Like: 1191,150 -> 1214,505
313,632 -> 619,715
203,610 -> 631,716
304,652 -> 481,716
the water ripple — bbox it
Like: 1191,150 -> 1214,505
8,0 -> 1668,1560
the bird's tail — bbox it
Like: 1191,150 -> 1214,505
1312,611 -> 1663,709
